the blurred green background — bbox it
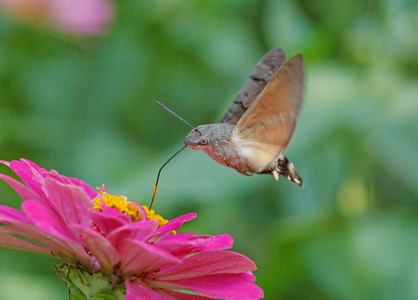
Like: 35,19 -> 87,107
0,0 -> 417,299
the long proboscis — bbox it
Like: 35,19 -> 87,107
150,145 -> 188,209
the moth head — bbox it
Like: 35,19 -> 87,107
184,125 -> 210,150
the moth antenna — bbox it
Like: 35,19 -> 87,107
156,101 -> 198,130
156,101 -> 202,135
150,145 -> 188,209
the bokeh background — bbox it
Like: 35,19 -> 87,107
0,1 -> 417,299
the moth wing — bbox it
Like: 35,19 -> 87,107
231,53 -> 304,172
220,48 -> 287,125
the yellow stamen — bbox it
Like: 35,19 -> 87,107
92,191 -> 170,228
142,205 -> 170,228
92,198 -> 102,211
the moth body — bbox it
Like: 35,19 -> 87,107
184,123 -> 303,186
183,48 -> 305,186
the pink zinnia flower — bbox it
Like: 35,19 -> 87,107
0,159 -> 264,299
0,0 -> 113,36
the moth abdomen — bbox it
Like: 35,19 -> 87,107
260,154 -> 304,187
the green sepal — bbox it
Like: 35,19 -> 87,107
55,263 -> 125,300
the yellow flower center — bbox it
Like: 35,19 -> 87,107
92,191 -> 169,228
142,205 -> 169,227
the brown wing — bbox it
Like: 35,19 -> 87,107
231,53 -> 304,172
220,48 -> 287,125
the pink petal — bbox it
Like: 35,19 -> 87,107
21,159 -> 42,171
0,232 -> 53,254
0,205 -> 28,222
154,273 -> 264,300
125,279 -> 170,300
157,251 -> 256,280
160,290 -> 214,300
152,213 -> 196,237
68,177 -> 98,199
22,200 -> 74,240
29,162 -> 73,188
39,168 -> 94,193
43,176 -> 92,227
239,272 -> 257,282
0,160 -> 10,166
90,206 -> 131,236
158,233 -> 234,257
119,239 -> 181,276
7,160 -> 47,200
40,169 -> 69,184
70,224 -> 120,276
1,222 -> 90,262
0,174 -> 44,203
107,221 -> 159,250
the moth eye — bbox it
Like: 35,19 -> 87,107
200,138 -> 208,145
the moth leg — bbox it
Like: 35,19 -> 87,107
272,169 -> 280,181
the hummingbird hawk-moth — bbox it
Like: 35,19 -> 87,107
151,48 -> 304,207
